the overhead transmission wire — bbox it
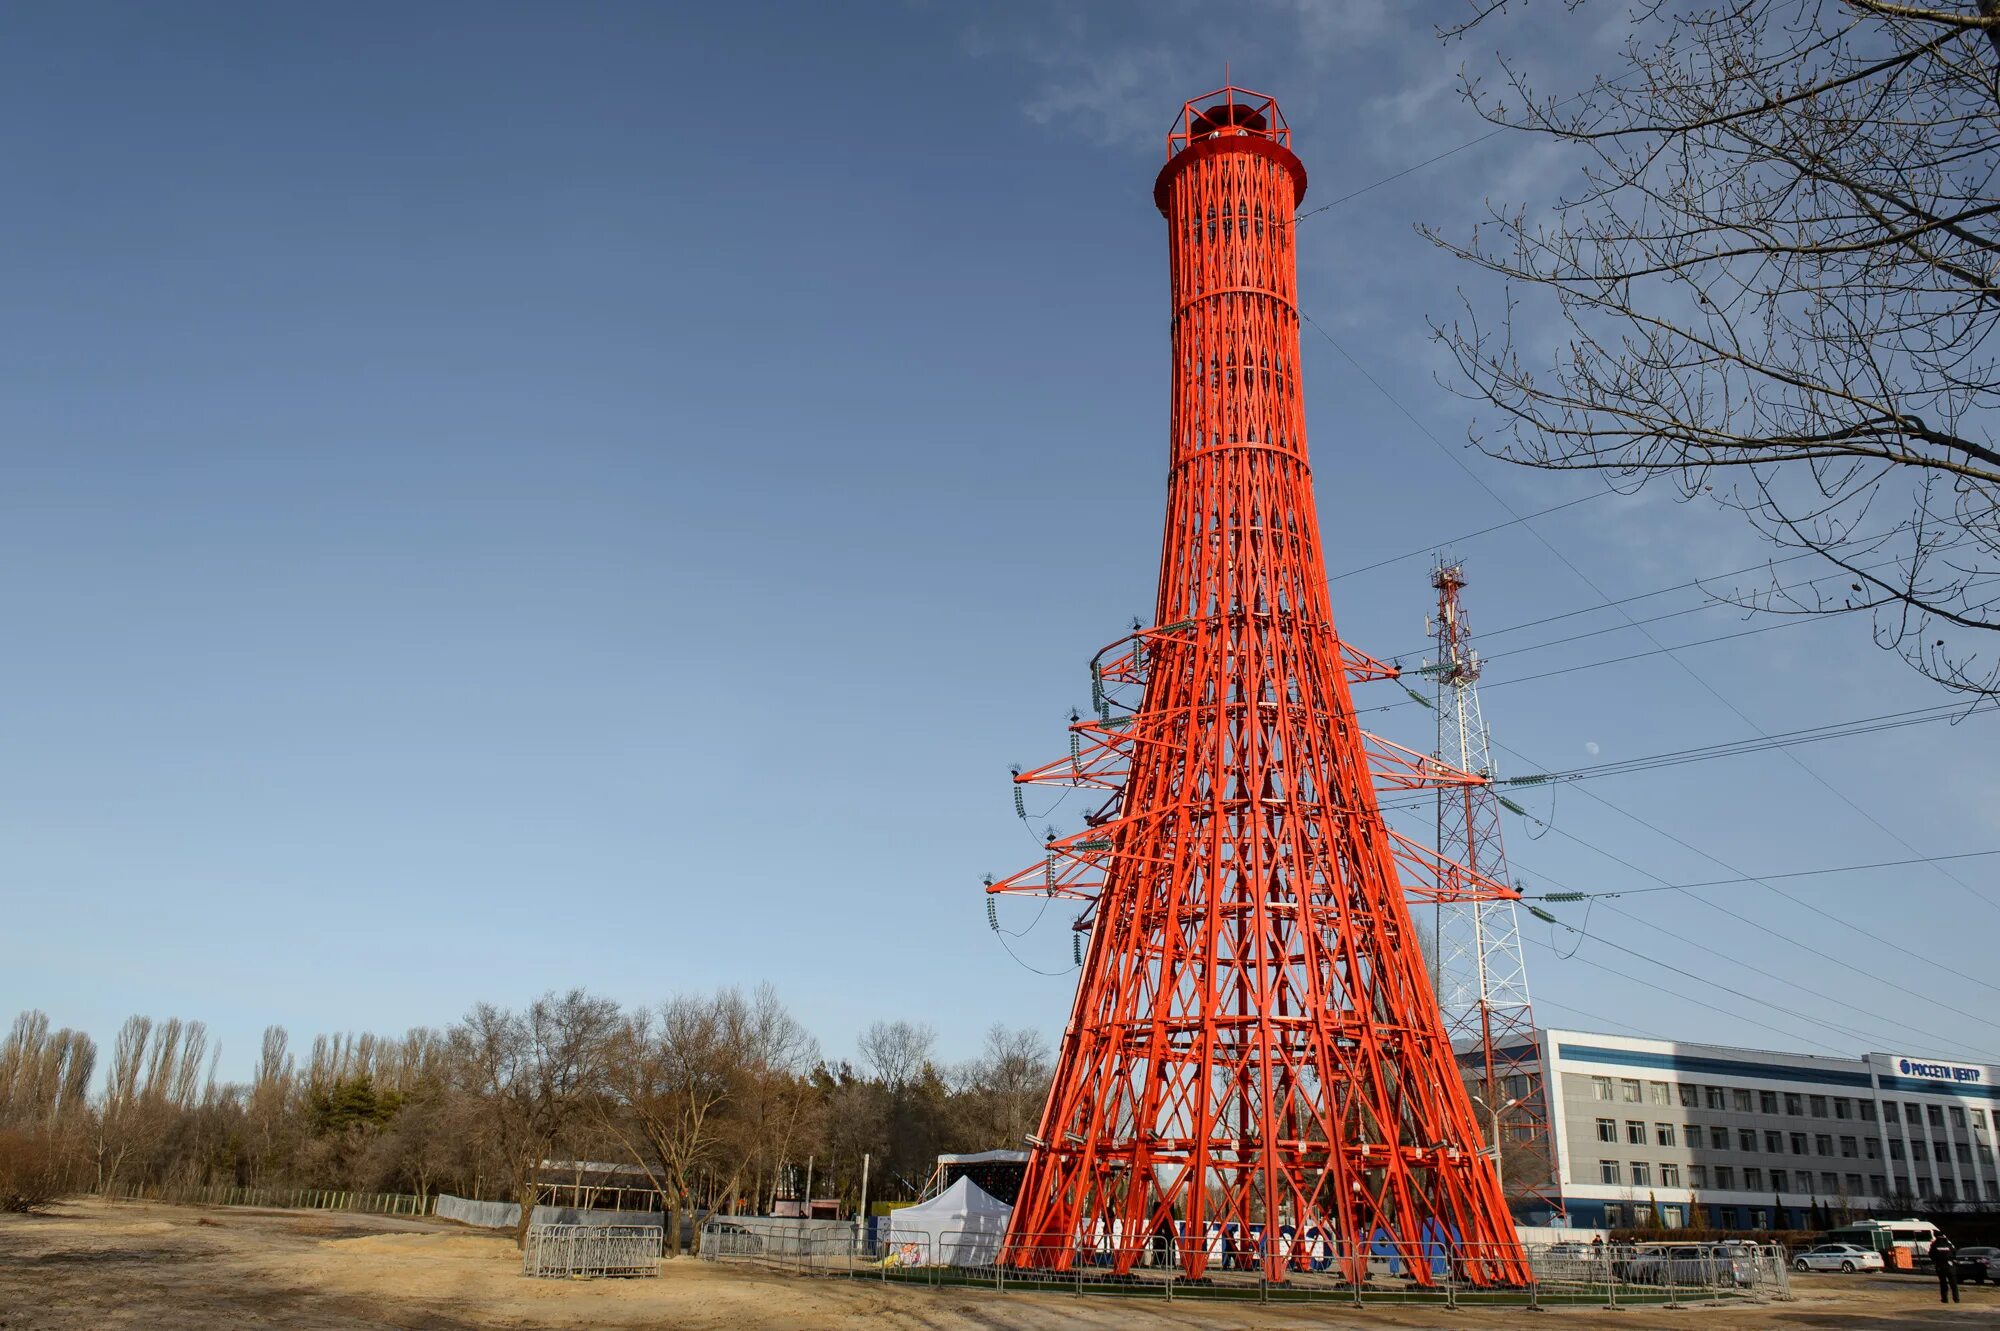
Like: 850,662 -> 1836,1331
1502,851 -> 2000,1060
1521,935 -> 1849,1057
1299,312 -> 2000,920
1378,785 -> 2000,1054
1488,736 -> 2000,1013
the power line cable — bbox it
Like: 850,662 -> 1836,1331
1514,857 -> 2000,1059
1329,491 -> 1609,581
1522,934 -> 1847,1056
1301,309 -> 2000,919
1492,742 -> 2000,1008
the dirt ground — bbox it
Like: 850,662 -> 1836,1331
2,1200 -> 1997,1330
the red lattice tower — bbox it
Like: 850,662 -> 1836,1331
985,87 -> 1529,1285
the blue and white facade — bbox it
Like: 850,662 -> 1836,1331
1523,1029 -> 1999,1230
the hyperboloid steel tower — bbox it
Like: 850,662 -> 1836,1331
1427,562 -> 1561,1219
984,87 -> 1528,1284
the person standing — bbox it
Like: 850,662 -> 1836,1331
1933,1233 -> 1961,1304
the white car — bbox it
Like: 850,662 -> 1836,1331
1792,1243 -> 1883,1273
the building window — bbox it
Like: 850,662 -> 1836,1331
1987,1182 -> 1998,1203
1710,1126 -> 1728,1150
1765,1131 -> 1783,1153
1810,1096 -> 1827,1117
1956,1142 -> 1972,1165
1593,1076 -> 1614,1101
1506,1074 -> 1528,1100
1785,1094 -> 1803,1116
1790,1132 -> 1808,1155
1870,1174 -> 1886,1196
1751,1208 -> 1769,1229
1816,1134 -> 1834,1156
1633,1202 -> 1654,1226
1601,1160 -> 1622,1185
1716,1207 -> 1739,1229
1909,1102 -> 1924,1124
1941,1179 -> 1958,1201
1770,1169 -> 1788,1191
1833,1098 -> 1850,1120
1859,1100 -> 1876,1122
1628,1121 -> 1647,1145
1738,1129 -> 1757,1153
1840,1137 -> 1858,1159
1865,1137 -> 1879,1159
1744,1167 -> 1763,1190
1980,1143 -> 1994,1163
1760,1091 -> 1779,1115
1913,1140 -> 1929,1162
1820,1171 -> 1838,1193
1950,1105 -> 1966,1129
1715,1166 -> 1735,1189
1662,1204 -> 1684,1228
1679,1084 -> 1698,1107
1661,1163 -> 1681,1187
1631,1162 -> 1652,1187
1687,1121 -> 1701,1145
1890,1139 -> 1905,1161
1656,1123 -> 1676,1147
1605,1203 -> 1624,1226
1596,1118 -> 1617,1143
1621,1078 -> 1643,1103
1734,1088 -> 1753,1112
1883,1101 -> 1899,1124
1706,1087 -> 1727,1110
1975,1109 -> 1988,1130
1689,1165 -> 1707,1188
1649,1080 -> 1671,1105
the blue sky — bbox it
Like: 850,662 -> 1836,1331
4,1 -> 1995,1084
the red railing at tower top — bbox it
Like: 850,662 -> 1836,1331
1166,85 -> 1291,158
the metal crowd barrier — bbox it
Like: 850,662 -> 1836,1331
698,1220 -> 1791,1308
522,1223 -> 662,1278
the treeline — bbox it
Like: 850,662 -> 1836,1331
0,988 -> 1051,1246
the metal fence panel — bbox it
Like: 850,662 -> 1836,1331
523,1224 -> 662,1278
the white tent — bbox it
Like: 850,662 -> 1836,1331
882,1176 -> 1012,1267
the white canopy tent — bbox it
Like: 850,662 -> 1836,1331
882,1176 -> 1012,1266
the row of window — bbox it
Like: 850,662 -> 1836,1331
1586,1076 -> 1991,1133
1589,1116 -> 1999,1169
1593,1160 -> 2000,1202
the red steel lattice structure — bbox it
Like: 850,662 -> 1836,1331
985,87 -> 1529,1285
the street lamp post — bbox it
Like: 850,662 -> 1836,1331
1468,1092 -> 1523,1168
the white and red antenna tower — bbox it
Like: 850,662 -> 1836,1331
1427,560 -> 1561,1217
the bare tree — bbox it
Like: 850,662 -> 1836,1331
93,1016 -> 209,1191
598,992 -> 746,1254
858,1020 -> 935,1093
956,1025 -> 1051,1150
1427,0 -> 2000,692
449,990 -> 620,1246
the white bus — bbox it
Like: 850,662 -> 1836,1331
1822,1219 -> 1944,1258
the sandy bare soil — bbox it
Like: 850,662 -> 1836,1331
2,1199 -> 1996,1330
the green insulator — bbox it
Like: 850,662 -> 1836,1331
1403,686 -> 1434,710
1497,796 -> 1527,815
1090,662 -> 1104,709
1070,729 -> 1082,773
1076,839 -> 1111,852
1045,853 -> 1057,894
987,896 -> 999,931
1073,931 -> 1084,966
1527,905 -> 1558,924
1507,773 -> 1552,786
1541,891 -> 1588,903
1014,784 -> 1027,819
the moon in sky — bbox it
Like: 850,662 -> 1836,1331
1585,741 -> 1601,755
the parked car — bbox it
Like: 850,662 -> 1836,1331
1955,1246 -> 2000,1283
1791,1243 -> 1883,1274
1622,1244 -> 1755,1287
703,1220 -> 765,1257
